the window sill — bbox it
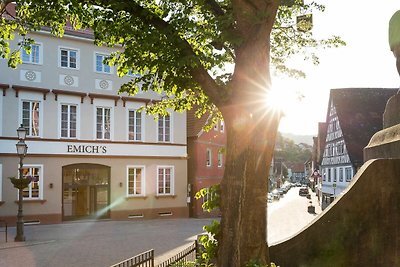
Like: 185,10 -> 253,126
14,199 -> 47,204
59,66 -> 80,71
125,196 -> 147,200
95,71 -> 113,75
155,195 -> 176,199
22,62 -> 42,66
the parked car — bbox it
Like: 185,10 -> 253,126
278,188 -> 285,196
271,189 -> 280,200
299,187 -> 309,196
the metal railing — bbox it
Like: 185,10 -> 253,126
110,249 -> 154,267
156,241 -> 197,267
109,241 -> 198,267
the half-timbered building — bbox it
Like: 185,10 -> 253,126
320,88 -> 397,206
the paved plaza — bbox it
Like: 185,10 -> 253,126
0,187 -> 321,267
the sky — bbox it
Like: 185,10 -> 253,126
275,0 -> 400,136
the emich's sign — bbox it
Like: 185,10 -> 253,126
67,144 -> 107,154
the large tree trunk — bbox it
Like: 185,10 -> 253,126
216,2 -> 279,265
217,43 -> 280,265
218,102 -> 280,267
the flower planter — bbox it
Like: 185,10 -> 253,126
9,177 -> 32,190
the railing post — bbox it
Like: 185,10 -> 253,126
151,249 -> 154,267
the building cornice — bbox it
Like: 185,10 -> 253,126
52,89 -> 87,103
12,85 -> 50,100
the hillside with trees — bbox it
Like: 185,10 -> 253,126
275,132 -> 312,165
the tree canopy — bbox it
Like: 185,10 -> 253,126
1,0 -> 343,120
0,1 -> 344,266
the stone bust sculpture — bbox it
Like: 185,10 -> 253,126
389,10 -> 400,76
384,10 -> 400,128
363,10 -> 400,160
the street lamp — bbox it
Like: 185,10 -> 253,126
14,124 -> 28,242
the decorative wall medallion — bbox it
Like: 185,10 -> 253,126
99,80 -> 109,89
25,71 -> 36,81
64,75 -> 74,86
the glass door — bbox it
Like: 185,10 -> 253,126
62,164 -> 110,220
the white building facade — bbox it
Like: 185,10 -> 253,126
0,29 -> 188,224
320,101 -> 354,204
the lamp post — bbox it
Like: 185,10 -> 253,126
14,124 -> 28,242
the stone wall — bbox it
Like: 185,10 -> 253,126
269,159 -> 400,267
364,124 -> 400,160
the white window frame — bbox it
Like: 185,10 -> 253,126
59,46 -> 80,69
206,148 -> 212,167
157,166 -> 174,196
126,165 -> 145,197
345,167 -> 353,182
20,98 -> 43,138
333,168 -> 337,182
220,121 -> 225,133
21,42 -> 43,65
157,114 -> 172,142
59,103 -> 79,139
213,123 -> 218,131
327,168 -> 331,182
94,52 -> 113,74
17,164 -> 44,200
95,106 -> 113,140
128,109 -> 143,141
339,167 -> 343,182
218,151 -> 223,167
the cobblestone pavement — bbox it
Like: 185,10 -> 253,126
0,218 -> 213,267
0,188 -> 321,267
267,186 -> 322,244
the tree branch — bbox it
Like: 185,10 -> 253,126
0,0 -> 13,16
85,0 -> 226,106
204,0 -> 225,16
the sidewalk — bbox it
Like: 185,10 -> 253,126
0,218 -> 213,267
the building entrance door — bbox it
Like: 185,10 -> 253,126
62,164 -> 110,220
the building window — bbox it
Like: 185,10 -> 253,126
95,53 -> 111,73
339,167 -> 343,182
127,166 -> 144,196
21,165 -> 43,200
322,170 -> 326,181
61,104 -> 77,138
202,188 -> 216,211
157,166 -> 174,196
22,100 -> 40,137
60,48 -> 78,69
22,44 -> 42,64
158,115 -> 170,142
333,168 -> 337,182
345,167 -> 352,182
214,123 -> 218,131
218,151 -> 223,167
128,70 -> 141,78
96,107 -> 111,140
220,121 -> 225,132
327,168 -> 331,182
128,110 -> 142,141
206,149 -> 212,167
